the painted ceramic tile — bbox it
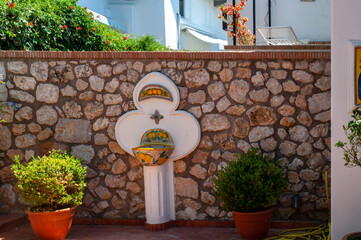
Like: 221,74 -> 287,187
139,84 -> 173,102
132,128 -> 174,166
140,128 -> 174,145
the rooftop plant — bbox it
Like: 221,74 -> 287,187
218,0 -> 255,45
0,0 -> 169,51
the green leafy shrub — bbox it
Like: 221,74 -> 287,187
335,107 -> 361,167
212,148 -> 287,212
0,0 -> 168,51
11,150 -> 87,212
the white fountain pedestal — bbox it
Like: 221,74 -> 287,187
114,73 -> 201,231
143,160 -> 175,228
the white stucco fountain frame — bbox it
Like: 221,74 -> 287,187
115,72 -> 201,228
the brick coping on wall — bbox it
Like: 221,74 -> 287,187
0,50 -> 330,60
224,45 -> 331,51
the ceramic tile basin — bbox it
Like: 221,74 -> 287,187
131,128 -> 175,166
132,143 -> 174,166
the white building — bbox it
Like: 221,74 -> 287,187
78,0 -> 331,50
78,0 -> 228,51
332,0 -> 361,238
237,0 -> 331,44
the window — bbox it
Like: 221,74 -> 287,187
180,0 -> 184,17
222,11 -> 227,31
214,0 -> 227,7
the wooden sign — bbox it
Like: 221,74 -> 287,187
356,47 -> 361,105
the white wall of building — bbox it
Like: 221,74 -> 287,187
164,0 -> 179,49
79,0 -> 167,45
180,0 -> 227,50
182,0 -> 224,37
79,0 -> 226,50
132,0 -> 166,43
108,4 -> 134,33
229,0 -> 331,44
78,0 -> 109,16
181,32 -> 220,51
271,0 -> 331,42
331,0 -> 361,239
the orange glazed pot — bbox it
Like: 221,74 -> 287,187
342,231 -> 361,240
232,207 -> 274,240
26,207 -> 76,240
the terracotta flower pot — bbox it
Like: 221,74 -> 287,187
232,207 -> 274,240
26,207 -> 76,240
342,231 -> 361,240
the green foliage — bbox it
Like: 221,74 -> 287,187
0,79 -> 8,126
11,150 -> 87,212
0,0 -> 169,51
98,24 -> 169,51
0,80 -> 4,121
0,102 -> 10,126
335,107 -> 361,167
212,148 -> 287,212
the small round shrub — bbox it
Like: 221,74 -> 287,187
0,0 -> 168,51
212,148 -> 287,212
11,150 -> 87,212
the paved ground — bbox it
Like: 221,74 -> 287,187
0,224 -> 284,240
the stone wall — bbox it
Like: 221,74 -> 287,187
0,51 -> 330,222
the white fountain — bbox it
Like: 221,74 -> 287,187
115,72 -> 201,230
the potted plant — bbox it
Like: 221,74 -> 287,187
335,107 -> 361,167
11,150 -> 87,240
336,107 -> 361,239
212,148 -> 287,240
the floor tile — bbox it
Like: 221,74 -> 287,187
0,224 -> 284,240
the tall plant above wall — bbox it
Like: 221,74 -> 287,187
0,0 -> 168,51
218,0 -> 255,45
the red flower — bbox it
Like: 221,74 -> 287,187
123,36 -> 127,40
29,21 -> 34,27
8,3 -> 15,9
89,11 -> 93,15
62,25 -> 67,29
106,40 -> 111,45
69,6 -> 73,9
85,6 -> 87,9
111,48 -> 114,51
76,26 -> 82,30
